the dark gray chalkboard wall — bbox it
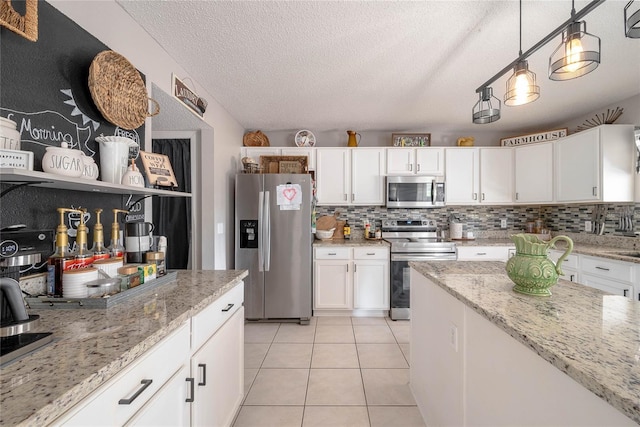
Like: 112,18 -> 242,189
1,1 -> 146,251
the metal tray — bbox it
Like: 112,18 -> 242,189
25,271 -> 177,309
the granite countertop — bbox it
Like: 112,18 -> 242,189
313,237 -> 390,247
409,261 -> 640,424
0,269 -> 248,427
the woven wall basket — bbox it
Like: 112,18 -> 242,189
88,50 -> 160,130
243,130 -> 270,147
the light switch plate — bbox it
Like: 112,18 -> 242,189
217,223 -> 224,234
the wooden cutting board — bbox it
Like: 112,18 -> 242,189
316,215 -> 337,231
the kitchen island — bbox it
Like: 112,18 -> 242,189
410,261 -> 639,426
0,269 -> 248,426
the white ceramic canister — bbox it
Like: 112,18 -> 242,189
121,160 -> 145,187
80,152 -> 99,180
41,142 -> 84,177
96,136 -> 138,184
62,267 -> 98,299
92,257 -> 123,278
0,117 -> 21,150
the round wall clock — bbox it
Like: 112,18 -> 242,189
294,129 -> 316,147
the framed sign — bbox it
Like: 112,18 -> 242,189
500,128 -> 568,147
260,155 -> 308,174
172,73 -> 207,119
139,150 -> 177,187
392,133 -> 431,147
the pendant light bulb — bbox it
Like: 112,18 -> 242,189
504,60 -> 540,106
549,20 -> 600,80
565,36 -> 584,72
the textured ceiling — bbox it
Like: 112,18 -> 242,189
119,0 -> 640,134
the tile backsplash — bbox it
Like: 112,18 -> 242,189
316,203 -> 640,238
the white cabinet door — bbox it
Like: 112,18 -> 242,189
514,142 -> 553,204
580,274 -> 634,298
240,147 -> 282,163
415,148 -> 444,175
386,148 -> 414,174
281,147 -> 316,171
445,148 -> 479,204
555,129 -> 600,202
316,148 -> 350,205
191,307 -> 244,427
351,148 -> 385,205
353,260 -> 389,309
480,148 -> 513,204
126,365 -> 190,427
314,260 -> 352,309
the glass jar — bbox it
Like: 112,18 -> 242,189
145,251 -> 166,277
117,264 -> 142,290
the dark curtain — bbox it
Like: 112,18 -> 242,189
152,138 -> 191,269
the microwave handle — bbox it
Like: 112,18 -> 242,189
431,178 -> 436,202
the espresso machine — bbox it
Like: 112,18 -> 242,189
0,228 -> 54,365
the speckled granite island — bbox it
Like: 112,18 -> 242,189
0,270 -> 248,426
409,261 -> 639,426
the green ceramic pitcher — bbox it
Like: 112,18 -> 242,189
505,233 -> 573,296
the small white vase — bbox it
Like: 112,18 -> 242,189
121,161 -> 145,187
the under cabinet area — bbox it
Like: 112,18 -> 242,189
313,245 -> 390,316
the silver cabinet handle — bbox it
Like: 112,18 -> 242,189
222,303 -> 234,312
366,252 -> 375,255
186,378 -> 195,403
592,187 -> 597,196
409,164 -> 413,171
328,252 -> 337,256
344,194 -> 347,201
417,164 -> 421,172
570,274 -> 575,282
352,193 -> 355,201
354,264 -> 357,272
119,379 -> 153,405
198,363 -> 207,386
515,192 -> 519,200
473,193 -> 478,200
346,264 -> 349,273
595,266 -> 610,271
476,252 -> 487,256
623,289 -> 628,297
481,193 -> 485,201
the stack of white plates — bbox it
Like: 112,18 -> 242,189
63,268 -> 98,299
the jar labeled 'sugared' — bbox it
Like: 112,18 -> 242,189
145,251 -> 166,277
117,264 -> 142,290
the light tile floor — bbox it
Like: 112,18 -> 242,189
233,316 -> 426,427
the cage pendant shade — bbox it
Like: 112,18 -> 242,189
472,87 -> 501,124
625,0 -> 640,38
549,21 -> 600,80
504,60 -> 540,106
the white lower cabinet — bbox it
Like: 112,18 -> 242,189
313,245 -> 389,314
55,282 -> 245,427
548,249 -> 580,283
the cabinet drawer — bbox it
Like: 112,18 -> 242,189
456,246 -> 510,261
548,250 -> 579,269
192,281 -> 244,352
353,247 -> 389,260
57,322 -> 190,426
581,255 -> 634,283
314,247 -> 350,259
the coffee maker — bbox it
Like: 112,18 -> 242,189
125,222 -> 154,264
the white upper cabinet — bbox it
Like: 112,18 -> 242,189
316,148 -> 385,205
555,125 -> 635,203
445,148 -> 480,204
241,147 -> 316,171
514,142 -> 554,204
480,147 -> 513,204
281,147 -> 316,171
386,147 -> 444,175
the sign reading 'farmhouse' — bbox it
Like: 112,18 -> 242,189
172,74 -> 207,118
500,128 -> 568,147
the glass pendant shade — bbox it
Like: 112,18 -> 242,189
504,60 -> 540,106
625,0 -> 640,38
472,87 -> 501,124
549,21 -> 600,80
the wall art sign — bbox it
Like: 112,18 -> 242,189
172,74 -> 207,118
392,133 -> 431,147
0,0 -> 38,41
500,128 -> 568,147
139,150 -> 177,188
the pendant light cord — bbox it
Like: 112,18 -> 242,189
519,0 -> 523,56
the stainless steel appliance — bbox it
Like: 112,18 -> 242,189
382,219 -> 456,320
386,175 -> 445,208
235,173 -> 313,324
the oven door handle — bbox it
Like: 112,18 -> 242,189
391,253 -> 456,261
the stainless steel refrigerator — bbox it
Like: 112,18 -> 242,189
235,173 -> 313,324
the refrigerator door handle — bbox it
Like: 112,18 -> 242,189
258,190 -> 265,272
264,191 -> 271,271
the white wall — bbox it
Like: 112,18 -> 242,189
51,0 -> 244,270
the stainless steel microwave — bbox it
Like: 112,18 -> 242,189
386,175 -> 445,208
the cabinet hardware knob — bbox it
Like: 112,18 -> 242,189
198,363 -> 207,386
119,379 -> 153,405
222,303 -> 234,312
186,378 -> 195,403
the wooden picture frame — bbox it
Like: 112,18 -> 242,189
392,133 -> 431,147
139,150 -> 178,188
0,0 -> 38,42
260,155 -> 308,174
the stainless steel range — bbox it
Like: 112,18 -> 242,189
382,219 -> 456,320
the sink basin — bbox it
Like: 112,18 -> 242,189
611,251 -> 640,259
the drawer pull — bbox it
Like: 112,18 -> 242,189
186,378 -> 195,403
477,252 -> 487,256
595,266 -> 610,271
119,379 -> 153,405
623,289 -> 628,297
328,252 -> 337,256
366,252 -> 376,256
198,363 -> 207,386
222,303 -> 234,312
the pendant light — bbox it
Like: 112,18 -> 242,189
504,0 -> 540,106
549,0 -> 601,80
625,0 -> 640,38
472,87 -> 501,124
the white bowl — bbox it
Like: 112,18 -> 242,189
315,228 -> 335,240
